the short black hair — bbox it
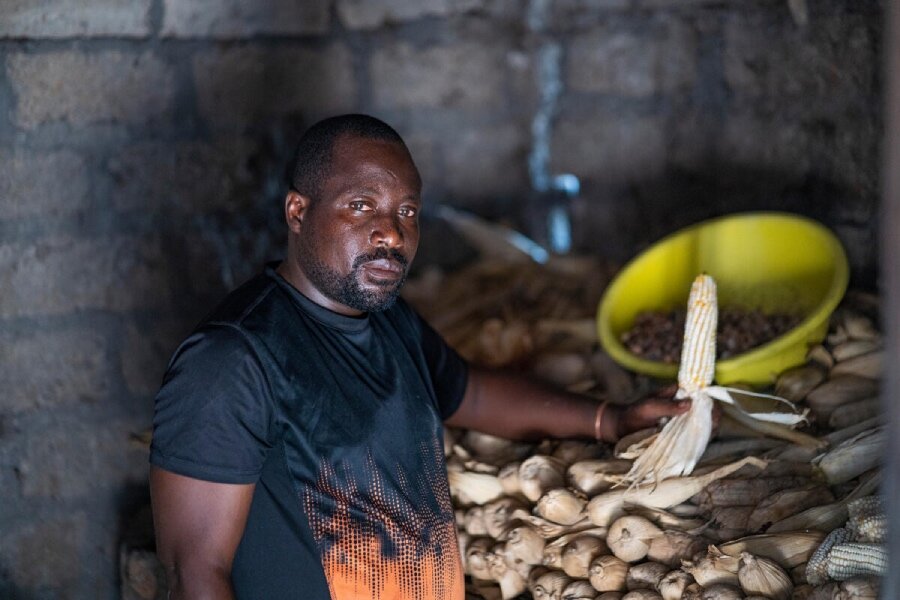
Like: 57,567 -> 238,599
289,114 -> 407,201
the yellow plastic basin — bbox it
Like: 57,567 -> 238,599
597,212 -> 849,385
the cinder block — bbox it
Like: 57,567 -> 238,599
0,0 -> 151,38
193,43 -> 356,131
442,121 -> 529,201
106,139 -> 259,213
0,329 -> 111,415
336,0 -> 478,30
162,0 -> 330,38
723,13 -> 875,114
718,114 -> 811,180
0,514 -> 86,590
7,50 -> 174,129
551,109 -> 667,185
12,416 -> 149,498
0,149 -> 90,218
371,41 -> 506,110
567,21 -> 697,97
121,319 -> 191,397
0,235 -> 172,317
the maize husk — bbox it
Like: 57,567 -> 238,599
806,345 -> 834,370
840,311 -> 879,341
657,569 -> 692,600
562,579 -> 600,599
536,488 -> 588,526
747,485 -> 835,533
462,430 -> 532,466
699,438 -> 785,463
466,537 -> 495,580
706,506 -> 754,542
561,535 -> 609,578
790,562 -> 808,585
519,455 -> 567,502
623,505 -> 707,533
621,590 -> 663,600
681,547 -> 740,587
738,552 -> 793,600
504,524 -> 545,565
835,577 -> 879,599
699,584 -> 743,600
588,457 -> 767,527
776,416 -> 881,463
531,570 -> 573,599
465,506 -> 489,536
568,459 -> 634,496
607,515 -> 662,562
829,351 -> 882,379
511,509 -> 593,539
625,561 -> 668,590
827,398 -> 881,430
767,502 -> 849,534
449,470 -> 505,505
813,427 -> 884,485
552,440 -> 606,465
647,530 -> 708,567
693,476 -> 811,509
486,544 -> 528,599
831,340 -> 880,362
498,462 -> 522,496
541,528 -> 608,568
805,376 -> 879,422
483,497 -> 528,538
719,532 -> 825,569
589,554 -> 629,592
775,364 -> 827,402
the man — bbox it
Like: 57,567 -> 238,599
150,114 -> 687,599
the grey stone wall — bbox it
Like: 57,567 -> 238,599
0,0 -> 883,597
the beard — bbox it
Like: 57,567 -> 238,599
297,243 -> 410,313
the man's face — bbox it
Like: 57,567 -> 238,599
296,135 -> 422,313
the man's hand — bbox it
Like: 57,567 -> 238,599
615,396 -> 690,439
606,385 -> 722,442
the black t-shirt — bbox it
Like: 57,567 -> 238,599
150,265 -> 469,600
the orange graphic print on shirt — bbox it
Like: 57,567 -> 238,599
303,441 -> 464,600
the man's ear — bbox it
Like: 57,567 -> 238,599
284,190 -> 311,234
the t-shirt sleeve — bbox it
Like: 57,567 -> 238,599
150,324 -> 275,484
415,311 -> 469,420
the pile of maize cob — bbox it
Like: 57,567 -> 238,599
405,259 -> 886,600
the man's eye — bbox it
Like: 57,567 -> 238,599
349,201 -> 372,211
399,206 -> 418,218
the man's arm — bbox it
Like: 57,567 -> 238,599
150,466 -> 256,599
444,366 -> 689,442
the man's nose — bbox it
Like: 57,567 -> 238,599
370,214 -> 403,248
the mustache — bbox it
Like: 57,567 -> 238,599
351,247 -> 409,271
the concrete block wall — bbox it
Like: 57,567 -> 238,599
0,0 -> 882,597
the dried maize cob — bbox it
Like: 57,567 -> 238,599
824,543 -> 887,580
847,496 -> 883,521
851,514 -> 887,544
678,274 -> 718,394
805,527 -> 853,585
622,275 -> 805,486
621,275 -> 717,485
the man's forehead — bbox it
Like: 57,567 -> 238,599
328,136 -> 421,189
